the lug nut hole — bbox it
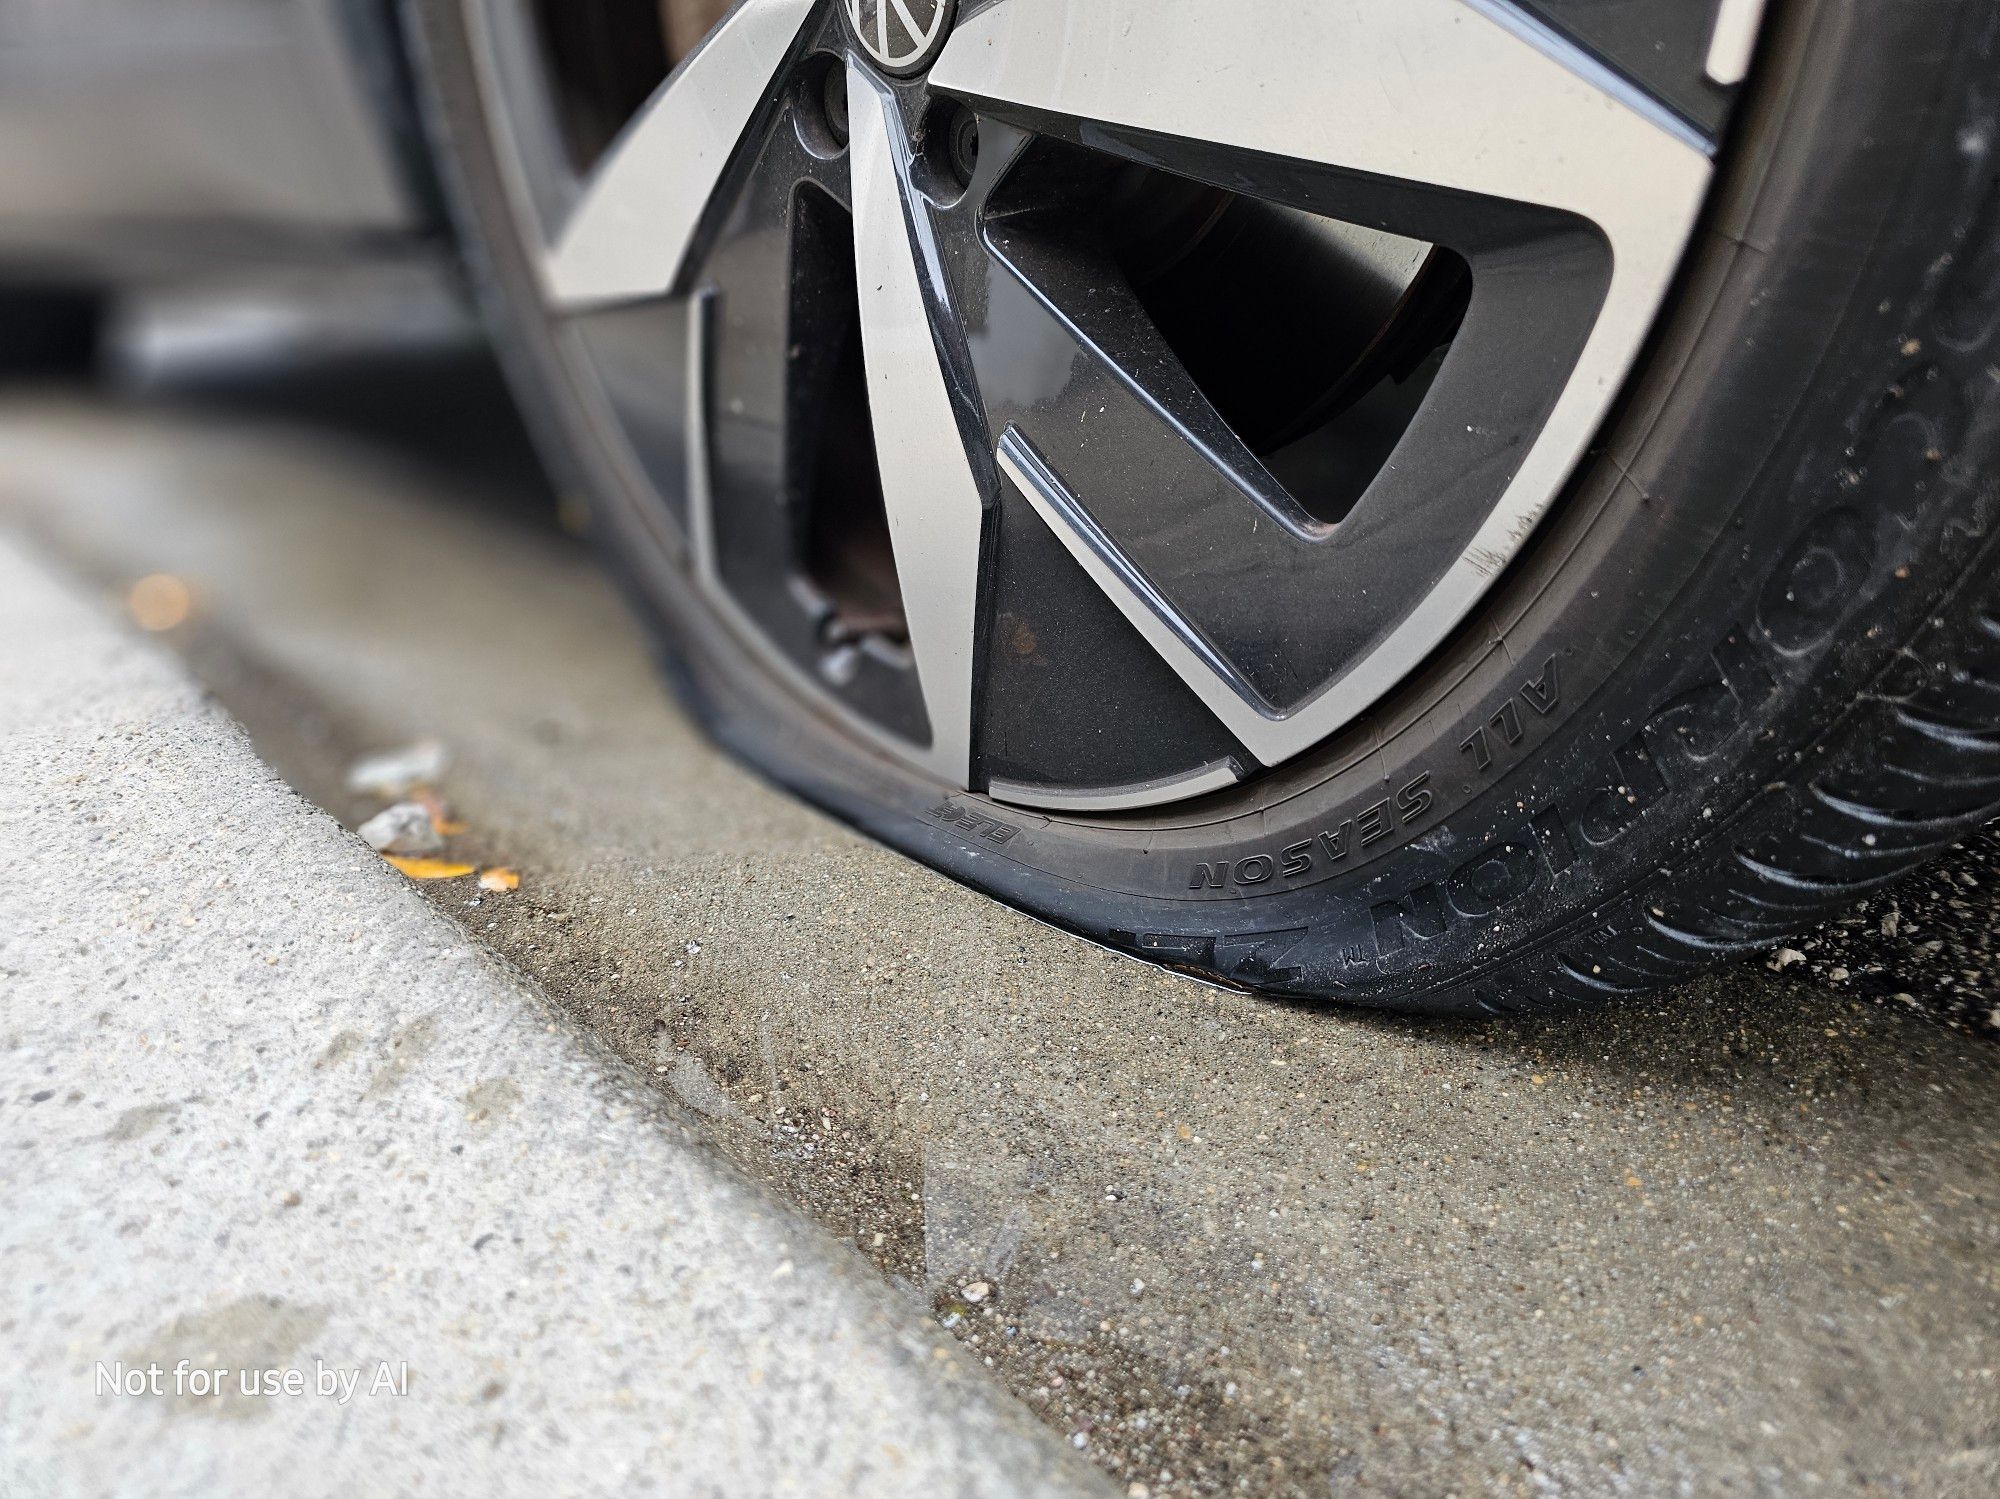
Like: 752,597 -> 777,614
796,54 -> 849,157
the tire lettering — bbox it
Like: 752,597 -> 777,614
1460,658 -> 1563,776
1183,773 -> 1435,891
1370,622 -> 1771,960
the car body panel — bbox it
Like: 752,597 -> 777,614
0,0 -> 429,281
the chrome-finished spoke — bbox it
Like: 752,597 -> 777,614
847,61 -> 990,785
545,0 -> 816,308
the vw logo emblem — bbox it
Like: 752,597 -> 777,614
846,0 -> 957,76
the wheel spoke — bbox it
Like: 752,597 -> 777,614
931,0 -> 1706,210
847,61 -> 991,785
938,0 -> 1712,764
966,183 -> 1600,762
968,227 -> 1314,721
545,0 -> 817,309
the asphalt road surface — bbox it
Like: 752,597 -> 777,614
4,388 -> 1996,1497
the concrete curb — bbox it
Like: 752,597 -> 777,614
0,530 -> 1109,1499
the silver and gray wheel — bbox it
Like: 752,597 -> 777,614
409,0 -> 2000,1012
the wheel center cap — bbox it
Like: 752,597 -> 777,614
845,0 -> 957,76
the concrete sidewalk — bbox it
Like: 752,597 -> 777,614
0,530 -> 1107,1499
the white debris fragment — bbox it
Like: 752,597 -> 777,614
667,1053 -> 742,1122
357,801 -> 443,856
346,738 -> 449,798
1768,947 -> 1806,971
961,1280 -> 991,1304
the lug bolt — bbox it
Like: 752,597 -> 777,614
947,107 -> 981,185
821,63 -> 850,148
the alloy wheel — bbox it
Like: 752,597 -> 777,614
468,0 -> 1720,812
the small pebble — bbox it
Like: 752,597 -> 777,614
357,802 -> 443,856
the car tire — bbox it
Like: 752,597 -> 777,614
402,0 -> 2000,1013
